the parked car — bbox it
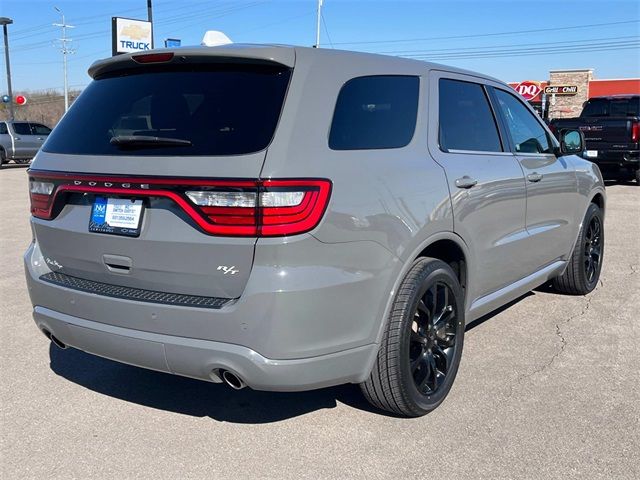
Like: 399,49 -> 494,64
0,120 -> 52,166
24,44 -> 605,417
549,95 -> 640,183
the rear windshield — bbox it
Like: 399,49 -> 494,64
43,64 -> 292,156
582,97 -> 640,117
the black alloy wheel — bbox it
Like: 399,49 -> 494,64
583,215 -> 602,285
552,202 -> 604,295
361,257 -> 465,417
409,281 -> 458,396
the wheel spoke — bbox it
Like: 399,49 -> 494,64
433,344 -> 452,374
417,353 -> 433,390
428,351 -> 440,390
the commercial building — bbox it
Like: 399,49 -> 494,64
508,68 -> 640,120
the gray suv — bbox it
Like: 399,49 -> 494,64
24,45 -> 605,417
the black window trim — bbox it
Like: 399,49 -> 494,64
489,85 -> 558,156
437,77 -> 507,155
328,74 -> 421,151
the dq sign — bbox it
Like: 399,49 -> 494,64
514,81 -> 542,101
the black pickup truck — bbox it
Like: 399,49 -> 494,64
549,95 -> 639,183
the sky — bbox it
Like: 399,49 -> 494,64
1,0 -> 639,94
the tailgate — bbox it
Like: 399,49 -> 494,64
28,58 -> 292,300
578,117 -> 634,149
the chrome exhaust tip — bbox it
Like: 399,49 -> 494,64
42,329 -> 67,350
221,370 -> 246,390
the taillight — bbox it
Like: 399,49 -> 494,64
632,120 -> 640,143
29,180 -> 55,219
183,179 -> 332,236
27,172 -> 332,237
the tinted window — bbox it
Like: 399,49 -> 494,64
494,89 -> 552,154
0,122 -> 7,134
582,97 -> 640,117
12,122 -> 32,135
30,123 -> 52,135
43,64 -> 292,156
438,79 -> 502,152
329,76 -> 419,150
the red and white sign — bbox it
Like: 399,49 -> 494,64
513,81 -> 542,101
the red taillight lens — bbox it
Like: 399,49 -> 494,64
632,121 -> 640,143
27,172 -> 332,237
260,180 -> 331,236
29,180 -> 55,219
184,180 -> 332,236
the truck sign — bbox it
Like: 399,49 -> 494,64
112,17 -> 153,55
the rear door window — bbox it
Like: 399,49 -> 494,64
30,124 -> 52,135
438,78 -> 502,152
12,122 -> 32,136
493,89 -> 552,154
43,64 -> 292,156
329,75 -> 419,150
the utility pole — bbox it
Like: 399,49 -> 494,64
147,0 -> 154,48
53,6 -> 74,113
0,17 -> 14,121
314,0 -> 323,48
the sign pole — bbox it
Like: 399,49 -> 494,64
147,0 -> 154,48
1,20 -> 14,121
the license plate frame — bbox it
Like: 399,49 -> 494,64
89,196 -> 145,237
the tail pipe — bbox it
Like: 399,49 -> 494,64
221,370 -> 246,390
42,329 -> 67,349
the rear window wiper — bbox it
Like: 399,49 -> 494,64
110,135 -> 192,149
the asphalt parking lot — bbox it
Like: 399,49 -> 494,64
1,164 -> 638,479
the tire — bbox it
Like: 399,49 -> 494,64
361,257 -> 465,417
0,148 -> 6,166
635,168 -> 640,185
552,203 -> 604,295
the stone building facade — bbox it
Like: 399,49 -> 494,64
547,69 -> 594,119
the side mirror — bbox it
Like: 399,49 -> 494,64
559,129 -> 585,155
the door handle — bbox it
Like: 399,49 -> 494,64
527,172 -> 543,183
455,176 -> 478,189
14,137 -> 21,140
37,137 -> 44,140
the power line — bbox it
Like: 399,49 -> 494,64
332,19 -> 640,46
402,42 -> 640,61
321,12 -> 334,48
378,35 -> 639,55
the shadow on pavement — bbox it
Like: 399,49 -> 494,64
49,292 -> 534,423
48,343 -> 381,423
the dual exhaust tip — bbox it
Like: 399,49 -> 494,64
43,327 -> 247,390
42,328 -> 67,350
221,370 -> 246,390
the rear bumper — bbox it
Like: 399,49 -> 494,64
586,149 -> 639,168
25,234 -> 398,390
33,305 -> 377,391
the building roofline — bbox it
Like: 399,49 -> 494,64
549,68 -> 594,73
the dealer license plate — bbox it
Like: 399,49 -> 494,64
89,197 -> 144,237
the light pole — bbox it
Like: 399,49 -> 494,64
53,7 -> 74,112
0,17 -> 14,121
314,0 -> 323,48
